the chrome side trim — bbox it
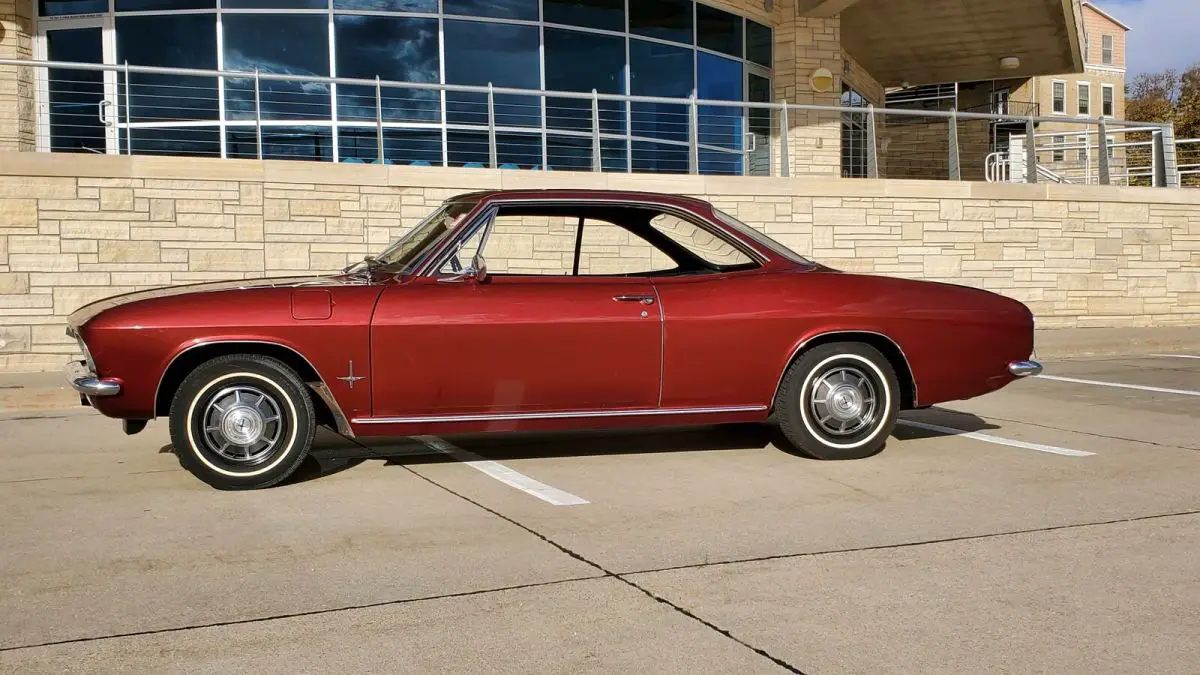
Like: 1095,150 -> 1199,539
153,340 -> 332,420
66,361 -> 121,397
351,404 -> 768,425
308,381 -> 356,437
1008,360 -> 1043,377
771,330 -> 919,408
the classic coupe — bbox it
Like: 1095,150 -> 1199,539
66,189 -> 1041,490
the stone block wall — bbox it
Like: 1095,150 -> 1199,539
0,0 -> 34,152
1,151 -> 1199,373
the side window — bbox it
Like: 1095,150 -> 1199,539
577,219 -> 675,276
439,213 -> 576,276
648,212 -> 754,268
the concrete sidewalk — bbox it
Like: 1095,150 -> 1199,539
3,326 -> 1196,415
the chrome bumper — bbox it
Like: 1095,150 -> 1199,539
66,360 -> 121,397
1008,360 -> 1043,378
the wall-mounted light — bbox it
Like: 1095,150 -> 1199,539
1000,56 -> 1021,70
809,67 -> 835,93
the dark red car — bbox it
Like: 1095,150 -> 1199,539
66,189 -> 1041,490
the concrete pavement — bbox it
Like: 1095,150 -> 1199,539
1,352 -> 1198,673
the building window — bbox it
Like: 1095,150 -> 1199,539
1107,136 -> 1115,159
1102,85 -> 1114,117
1083,31 -> 1090,63
841,84 -> 869,178
1052,81 -> 1066,114
1077,135 -> 1087,162
1077,82 -> 1090,115
1052,135 -> 1064,162
1102,35 -> 1114,65
31,0 -> 774,174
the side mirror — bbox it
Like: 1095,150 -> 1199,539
439,253 -> 489,284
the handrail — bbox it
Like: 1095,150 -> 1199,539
3,56 -> 1186,185
0,57 -> 1173,128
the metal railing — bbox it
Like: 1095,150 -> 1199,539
1126,138 -> 1200,188
0,57 -> 1183,186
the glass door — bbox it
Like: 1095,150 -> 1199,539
36,18 -> 118,154
746,70 -> 772,176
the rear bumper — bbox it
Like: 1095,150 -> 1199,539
66,360 -> 121,397
1008,360 -> 1043,378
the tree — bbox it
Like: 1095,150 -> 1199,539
1125,64 -> 1199,187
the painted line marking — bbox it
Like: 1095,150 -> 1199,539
1036,374 -> 1200,398
897,419 -> 1095,457
416,436 -> 590,507
1149,354 -> 1200,361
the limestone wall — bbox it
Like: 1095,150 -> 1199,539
0,0 -> 34,152
1,151 -> 1198,373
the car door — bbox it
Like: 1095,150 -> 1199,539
644,211 -> 798,409
368,209 -> 663,419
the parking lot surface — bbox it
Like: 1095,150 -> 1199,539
1,354 -> 1198,674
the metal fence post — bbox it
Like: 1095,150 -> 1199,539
1025,117 -> 1037,183
253,68 -> 263,161
1097,117 -> 1111,185
778,100 -> 789,178
1153,124 -> 1180,188
486,83 -> 498,169
591,89 -> 601,172
866,104 -> 878,179
375,76 -> 384,165
688,92 -> 699,175
947,107 -> 961,181
123,60 -> 132,156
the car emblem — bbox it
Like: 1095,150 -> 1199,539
338,360 -> 367,389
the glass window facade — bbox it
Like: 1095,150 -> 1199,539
841,84 -> 869,178
34,0 -> 772,172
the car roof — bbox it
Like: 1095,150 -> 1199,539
447,189 -> 714,212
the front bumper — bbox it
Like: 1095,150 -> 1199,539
1008,360 -> 1043,378
66,360 -> 121,397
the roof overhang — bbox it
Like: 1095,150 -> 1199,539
839,0 -> 1085,88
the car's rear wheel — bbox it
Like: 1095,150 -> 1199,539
774,342 -> 899,461
169,354 -> 315,490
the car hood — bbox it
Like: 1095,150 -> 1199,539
67,273 -> 370,330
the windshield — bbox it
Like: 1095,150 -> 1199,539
373,200 -> 477,273
712,208 -> 814,266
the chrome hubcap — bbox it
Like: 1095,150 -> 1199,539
202,386 -> 283,464
809,366 -> 878,436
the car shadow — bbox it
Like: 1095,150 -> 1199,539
161,408 -> 1001,487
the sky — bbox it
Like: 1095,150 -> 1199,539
1091,0 -> 1199,77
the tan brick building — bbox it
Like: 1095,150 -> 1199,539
883,1 -> 1129,184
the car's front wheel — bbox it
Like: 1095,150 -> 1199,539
774,342 -> 900,461
169,354 -> 315,490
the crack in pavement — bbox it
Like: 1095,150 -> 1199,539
622,509 -> 1200,577
3,502 -> 1198,661
0,575 -> 605,654
394,463 -> 808,675
974,414 -> 1200,453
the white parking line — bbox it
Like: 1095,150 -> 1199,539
1037,374 -> 1200,397
416,436 -> 590,506
1149,354 -> 1200,360
897,419 -> 1095,457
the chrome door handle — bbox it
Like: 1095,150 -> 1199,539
613,295 -> 654,306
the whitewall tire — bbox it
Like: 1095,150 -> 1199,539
169,354 -> 316,490
774,342 -> 900,461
